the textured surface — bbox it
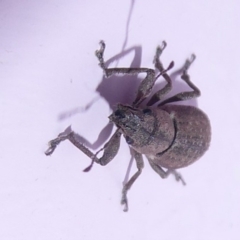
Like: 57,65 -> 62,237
154,105 -> 211,169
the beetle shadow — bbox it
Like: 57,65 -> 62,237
92,52 -> 199,149
57,0 -> 140,151
96,46 -> 143,110
59,45 -> 144,150
62,47 -> 199,152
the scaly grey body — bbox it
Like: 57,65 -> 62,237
45,41 -> 211,212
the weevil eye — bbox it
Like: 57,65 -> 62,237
125,136 -> 134,145
142,108 -> 152,115
114,109 -> 125,118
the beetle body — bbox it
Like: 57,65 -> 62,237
45,41 -> 211,211
156,104 -> 211,169
111,104 -> 210,171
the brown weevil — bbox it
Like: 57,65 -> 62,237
45,41 -> 211,212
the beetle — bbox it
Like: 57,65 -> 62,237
45,41 -> 211,212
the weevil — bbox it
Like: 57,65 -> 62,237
45,41 -> 211,212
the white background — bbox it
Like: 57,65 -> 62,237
1,0 -> 240,239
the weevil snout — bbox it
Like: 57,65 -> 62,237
109,104 -> 131,122
113,109 -> 126,119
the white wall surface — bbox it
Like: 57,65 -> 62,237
0,1 -> 239,239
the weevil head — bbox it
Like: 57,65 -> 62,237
109,104 -> 155,149
109,104 -> 175,155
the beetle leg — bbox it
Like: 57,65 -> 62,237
45,130 -> 99,164
95,40 -> 107,70
96,41 -> 153,77
158,54 -> 201,106
95,129 -> 122,166
147,42 -> 174,106
95,41 -> 157,107
45,128 -> 122,171
121,149 -> 144,212
81,129 -> 122,171
148,159 -> 186,185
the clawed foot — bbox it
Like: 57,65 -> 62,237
121,196 -> 128,212
121,186 -> 129,212
183,54 -> 196,73
156,41 -> 167,59
169,170 -> 186,186
45,132 -> 71,156
82,147 -> 104,172
153,41 -> 167,66
95,40 -> 106,71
